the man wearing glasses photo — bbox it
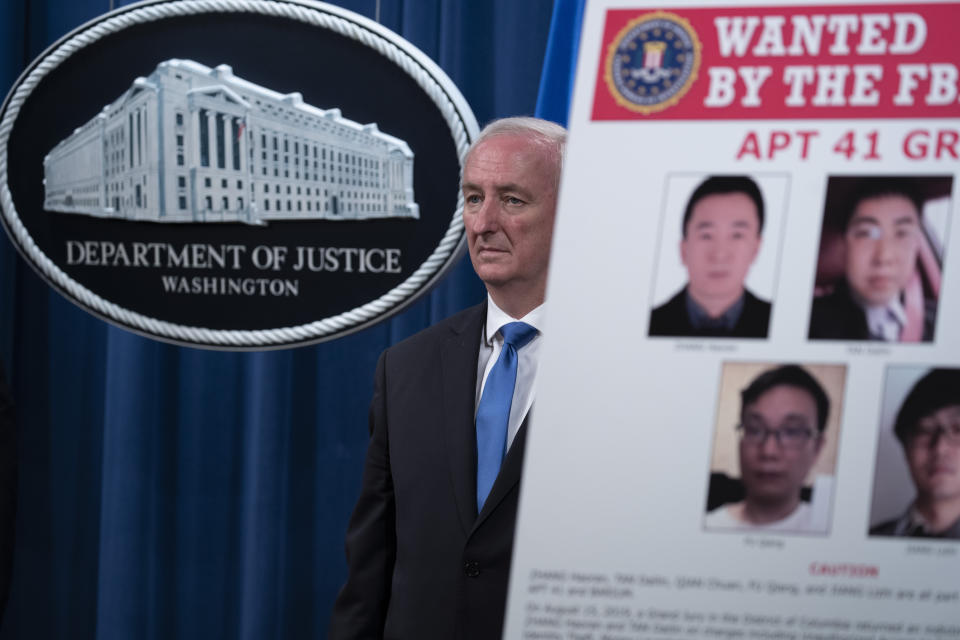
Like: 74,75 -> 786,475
705,365 -> 831,534
871,369 -> 960,539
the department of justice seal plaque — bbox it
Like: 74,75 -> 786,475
0,0 -> 477,349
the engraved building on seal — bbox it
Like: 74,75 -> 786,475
43,59 -> 418,224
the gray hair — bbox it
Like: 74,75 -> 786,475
463,116 -> 567,188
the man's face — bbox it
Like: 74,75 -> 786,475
739,384 -> 824,507
680,193 -> 761,306
844,195 -> 921,306
904,404 -> 960,504
462,135 -> 558,302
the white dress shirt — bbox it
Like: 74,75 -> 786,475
704,502 -> 825,534
863,298 -> 907,342
475,295 -> 545,449
850,287 -> 907,341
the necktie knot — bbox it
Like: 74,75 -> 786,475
499,322 -> 537,350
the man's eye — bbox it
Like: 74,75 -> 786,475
504,196 -> 524,206
850,225 -> 880,240
465,194 -> 482,204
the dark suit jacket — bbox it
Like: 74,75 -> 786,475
808,280 -> 936,341
329,303 -> 527,640
648,287 -> 771,338
870,509 -> 960,539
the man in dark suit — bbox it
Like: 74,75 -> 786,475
809,179 -> 936,342
649,175 -> 771,338
329,117 -> 565,640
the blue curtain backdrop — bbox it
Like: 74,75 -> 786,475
0,0 -> 582,637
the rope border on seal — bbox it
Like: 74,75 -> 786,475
0,0 -> 474,348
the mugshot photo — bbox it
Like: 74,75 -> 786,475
704,362 -> 847,535
808,175 -> 953,343
648,174 -> 788,339
870,366 -> 960,540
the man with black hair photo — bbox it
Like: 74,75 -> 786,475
649,175 -> 771,338
706,365 -> 830,534
872,369 -> 960,539
809,178 -> 936,342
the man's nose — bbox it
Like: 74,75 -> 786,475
470,197 -> 499,233
759,431 -> 783,455
930,427 -> 953,453
709,239 -> 731,261
871,236 -> 896,263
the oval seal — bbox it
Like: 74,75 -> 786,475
604,11 -> 701,115
0,0 -> 477,349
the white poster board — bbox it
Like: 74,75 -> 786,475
506,1 -> 960,638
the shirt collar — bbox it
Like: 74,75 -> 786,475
685,290 -> 745,331
484,294 -> 545,346
860,296 -> 907,341
903,505 -> 960,538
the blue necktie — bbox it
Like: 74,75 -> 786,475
476,321 -> 537,512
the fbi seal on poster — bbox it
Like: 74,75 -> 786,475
0,0 -> 477,349
603,11 -> 701,114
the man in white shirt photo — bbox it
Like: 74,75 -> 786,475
706,365 -> 831,535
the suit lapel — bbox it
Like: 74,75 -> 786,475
472,412 -> 529,532
440,303 -> 485,535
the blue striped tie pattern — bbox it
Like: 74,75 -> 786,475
476,322 -> 538,512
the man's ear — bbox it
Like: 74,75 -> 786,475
813,433 -> 826,456
680,236 -> 688,267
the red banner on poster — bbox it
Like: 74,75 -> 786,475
592,3 -> 960,120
